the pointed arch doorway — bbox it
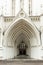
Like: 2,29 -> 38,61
4,18 -> 40,59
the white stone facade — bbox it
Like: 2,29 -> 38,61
0,0 -> 43,60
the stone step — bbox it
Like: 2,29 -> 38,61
14,55 -> 30,59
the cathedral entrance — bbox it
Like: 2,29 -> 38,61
17,40 -> 28,56
4,19 -> 39,59
17,40 -> 28,59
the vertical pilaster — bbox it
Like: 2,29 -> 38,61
29,0 -> 32,16
0,15 -> 4,47
41,4 -> 43,15
12,0 -> 15,16
20,0 -> 24,10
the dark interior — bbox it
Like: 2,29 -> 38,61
17,40 -> 28,56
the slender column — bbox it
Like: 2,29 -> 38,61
20,0 -> 24,10
12,0 -> 15,16
29,0 -> 32,16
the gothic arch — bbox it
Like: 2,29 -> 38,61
4,18 -> 40,46
4,18 -> 40,59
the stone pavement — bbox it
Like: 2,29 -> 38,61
0,59 -> 43,65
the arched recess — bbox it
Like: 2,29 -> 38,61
4,18 -> 40,59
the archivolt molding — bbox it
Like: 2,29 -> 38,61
11,30 -> 31,42
5,18 -> 39,38
8,22 -> 34,39
4,18 -> 40,47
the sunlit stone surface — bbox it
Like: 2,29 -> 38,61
0,0 -> 43,65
